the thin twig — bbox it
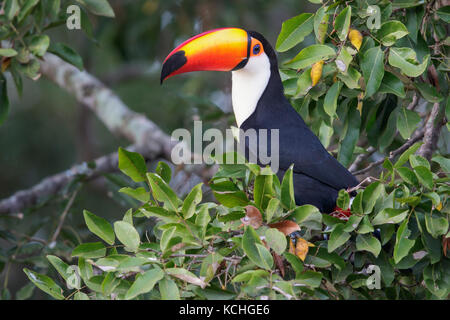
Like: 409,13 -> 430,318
50,189 -> 80,243
348,146 -> 376,173
352,128 -> 426,176
417,103 -> 445,160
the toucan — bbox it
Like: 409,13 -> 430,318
161,28 -> 359,215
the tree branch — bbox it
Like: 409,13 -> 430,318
417,102 -> 445,161
0,54 -> 215,215
352,128 -> 426,176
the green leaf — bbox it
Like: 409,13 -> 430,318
16,282 -> 35,300
125,267 -> 164,300
200,253 -> 224,282
28,35 -> 50,57
295,270 -> 323,288
436,6 -> 450,23
409,155 -> 430,169
328,224 -> 350,253
393,219 -> 415,264
372,208 -> 408,225
337,67 -> 361,89
78,257 -> 93,282
432,155 -> 450,173
397,108 -> 421,139
356,234 -> 381,257
414,165 -> 433,190
83,210 -> 115,245
0,48 -> 18,57
414,82 -> 443,103
15,59 -> 41,80
378,72 -> 406,98
5,0 -> 20,20
23,269 -> 64,300
181,183 -> 203,219
195,204 -> 211,228
336,189 -> 350,210
335,47 -> 353,73
0,75 -> 9,126
74,292 -> 89,300
388,48 -> 429,77
265,198 -> 281,223
425,212 -> 449,238
72,242 -> 106,259
118,147 -> 147,182
377,21 -> 409,46
292,205 -> 322,230
242,226 -> 273,270
254,174 -> 273,209
276,13 -> 314,52
361,46 -> 385,98
213,190 -> 248,208
281,166 -> 296,210
48,42 -> 84,70
295,68 -> 313,96
159,278 -> 180,300
232,270 -> 269,283
114,221 -> 140,252
17,0 -> 39,22
350,191 -> 363,214
166,268 -> 207,288
285,45 -> 335,69
394,142 -> 422,168
76,0 -> 115,17
265,228 -> 287,255
323,81 -> 342,118
362,182 -> 384,214
160,226 -> 176,252
397,167 -> 419,186
155,161 -> 172,183
338,104 -> 361,167
46,255 -> 71,284
101,272 -> 120,296
334,7 -> 351,41
392,0 -> 426,9
147,173 -> 180,212
119,187 -> 150,203
314,6 -> 329,44
357,215 -> 374,234
283,252 -> 304,274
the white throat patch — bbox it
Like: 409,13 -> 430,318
231,53 -> 271,127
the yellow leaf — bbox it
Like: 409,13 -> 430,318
289,237 -> 314,261
436,202 -> 443,211
310,60 -> 324,86
349,28 -> 363,51
357,91 -> 364,115
1,58 -> 11,72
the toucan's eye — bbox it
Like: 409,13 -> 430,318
253,44 -> 261,55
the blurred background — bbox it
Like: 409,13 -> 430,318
0,0 -> 319,298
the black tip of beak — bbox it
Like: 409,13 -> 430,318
160,50 -> 187,84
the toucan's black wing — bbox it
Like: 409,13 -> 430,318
241,77 -> 358,192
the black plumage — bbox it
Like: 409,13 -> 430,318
241,32 -> 359,213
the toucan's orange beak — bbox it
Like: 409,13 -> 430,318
160,28 -> 250,83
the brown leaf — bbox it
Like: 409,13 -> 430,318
1,57 -> 11,72
241,205 -> 263,229
171,242 -> 186,252
443,237 -> 449,257
268,220 -> 300,236
272,251 -> 285,278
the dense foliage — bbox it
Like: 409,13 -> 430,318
0,0 -> 448,300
